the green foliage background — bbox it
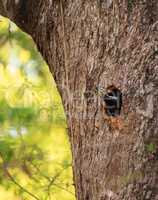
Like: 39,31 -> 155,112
0,17 -> 75,200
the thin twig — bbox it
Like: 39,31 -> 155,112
53,183 -> 75,196
0,152 -> 40,200
5,170 -> 41,200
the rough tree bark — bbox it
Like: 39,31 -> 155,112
0,0 -> 158,199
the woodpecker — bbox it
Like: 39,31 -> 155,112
96,85 -> 122,117
104,85 -> 122,117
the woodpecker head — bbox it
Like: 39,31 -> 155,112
106,85 -> 121,94
96,85 -> 122,117
104,85 -> 122,117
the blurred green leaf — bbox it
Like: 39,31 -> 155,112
0,139 -> 14,162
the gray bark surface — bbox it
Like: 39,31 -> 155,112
0,0 -> 158,199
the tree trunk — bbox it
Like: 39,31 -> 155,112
1,0 -> 158,199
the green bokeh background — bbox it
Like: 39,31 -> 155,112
0,17 -> 75,200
